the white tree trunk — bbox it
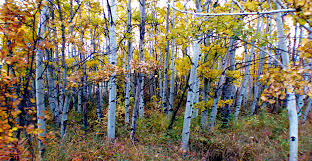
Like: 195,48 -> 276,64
107,0 -> 117,140
168,0 -> 176,117
200,30 -> 212,130
130,0 -> 146,140
96,85 -> 102,119
36,3 -> 48,158
78,83 -> 82,113
275,1 -> 298,160
138,0 -> 146,118
47,47 -> 59,124
297,92 -> 306,119
181,40 -> 202,150
158,44 -> 163,100
57,0 -> 70,141
139,75 -> 145,118
77,6 -> 84,114
192,77 -> 200,118
162,0 -> 171,114
208,49 -> 232,131
250,17 -> 265,114
155,6 -> 163,102
61,94 -> 70,138
220,39 -> 236,126
124,0 -> 132,123
234,41 -> 252,118
200,78 -> 211,130
181,0 -> 204,149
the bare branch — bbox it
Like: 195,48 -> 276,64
168,2 -> 296,17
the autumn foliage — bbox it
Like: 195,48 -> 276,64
0,0 -> 311,160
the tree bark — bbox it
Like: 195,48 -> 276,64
275,1 -> 298,160
124,0 -> 132,124
234,41 -> 252,118
250,17 -> 266,114
168,0 -> 176,117
36,2 -> 48,159
130,0 -> 146,140
162,0 -> 171,114
107,0 -> 118,141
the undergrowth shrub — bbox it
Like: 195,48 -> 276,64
44,99 -> 312,160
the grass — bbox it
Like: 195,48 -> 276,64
43,101 -> 312,160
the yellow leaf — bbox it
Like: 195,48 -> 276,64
30,98 -> 35,103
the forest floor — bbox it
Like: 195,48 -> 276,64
43,100 -> 312,161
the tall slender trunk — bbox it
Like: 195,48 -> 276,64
181,0 -> 203,150
275,1 -> 298,161
200,28 -> 212,130
154,4 -> 163,101
192,77 -> 200,118
181,41 -> 202,150
36,2 -> 48,159
138,0 -> 146,118
124,0 -> 132,124
78,5 -> 84,113
47,46 -> 59,124
208,46 -> 232,132
56,0 -> 69,140
220,37 -> 237,126
162,0 -> 171,114
46,5 -> 58,121
168,0 -> 176,117
70,0 -> 78,112
250,17 -> 266,114
52,4 -> 62,126
130,0 -> 146,140
234,41 -> 252,118
201,55 -> 212,129
107,0 -> 118,140
96,86 -> 102,119
139,76 -> 145,118
61,94 -> 70,138
297,30 -> 308,119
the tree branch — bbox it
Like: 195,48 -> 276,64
168,2 -> 296,16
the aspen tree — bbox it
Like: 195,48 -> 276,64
192,77 -> 200,118
250,17 -> 266,114
52,1 -> 62,125
139,0 -> 146,118
56,0 -> 71,140
234,40 -> 253,118
168,0 -> 176,117
69,0 -> 78,112
124,0 -> 132,124
220,39 -> 236,126
200,1 -> 212,130
162,0 -> 171,114
181,0 -> 203,150
36,1 -> 48,158
201,62 -> 212,129
47,1 -> 59,124
208,42 -> 232,132
130,0 -> 146,140
107,0 -> 118,140
156,7 -> 163,102
296,29 -> 309,119
274,1 -> 298,160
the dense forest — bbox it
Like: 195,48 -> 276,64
0,0 -> 311,160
